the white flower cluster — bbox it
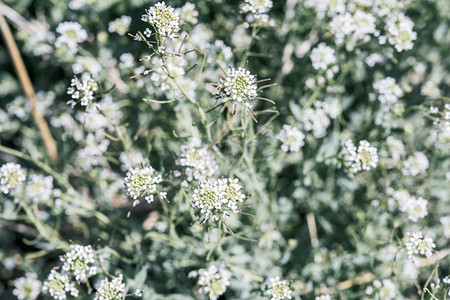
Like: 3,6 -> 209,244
12,273 -> 41,300
310,43 -> 339,79
365,279 -> 397,300
240,0 -> 273,23
421,81 -> 441,98
267,276 -> 292,300
142,2 -> 180,39
315,295 -> 331,300
25,173 -> 54,204
189,263 -> 231,300
218,66 -> 258,108
387,189 -> 428,222
277,125 -> 305,152
402,151 -> 429,176
176,138 -> 218,182
60,244 -> 97,282
124,166 -> 164,207
384,13 -> 417,52
345,140 -> 378,173
42,270 -> 79,300
192,178 -> 246,222
66,75 -> 99,108
302,99 -> 341,138
108,15 -> 132,36
94,274 -> 126,300
176,2 -> 198,25
405,231 -> 436,260
55,21 -> 87,54
306,0 -> 416,52
0,162 -> 26,194
373,77 -> 403,104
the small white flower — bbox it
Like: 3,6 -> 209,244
55,21 -> 87,54
218,66 -> 258,107
42,270 -> 79,300
12,273 -> 41,300
345,140 -> 378,173
94,274 -> 126,300
60,244 -> 97,282
373,77 -> 403,104
0,162 -> 26,194
267,276 -> 292,300
191,263 -> 231,300
421,81 -> 441,98
310,43 -> 337,71
405,231 -> 436,259
385,13 -> 417,52
191,178 -> 246,223
277,125 -> 305,152
66,75 -> 99,108
108,15 -> 132,36
176,138 -> 218,182
402,152 -> 429,176
142,2 -> 180,39
124,166 -> 163,206
25,173 -> 54,204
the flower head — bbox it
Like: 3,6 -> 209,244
189,263 -> 231,300
66,75 -> 99,108
345,140 -> 378,173
60,244 -> 97,282
142,2 -> 180,39
405,231 -> 436,260
94,274 -> 126,300
0,162 -> 26,194
176,138 -> 218,182
267,276 -> 292,300
191,178 -> 246,222
25,173 -> 54,204
42,270 -> 79,300
124,166 -> 164,206
55,21 -> 87,54
277,125 -> 305,152
310,43 -> 337,71
217,66 -> 258,113
108,15 -> 131,36
12,273 -> 41,300
402,152 -> 429,176
373,77 -> 403,104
